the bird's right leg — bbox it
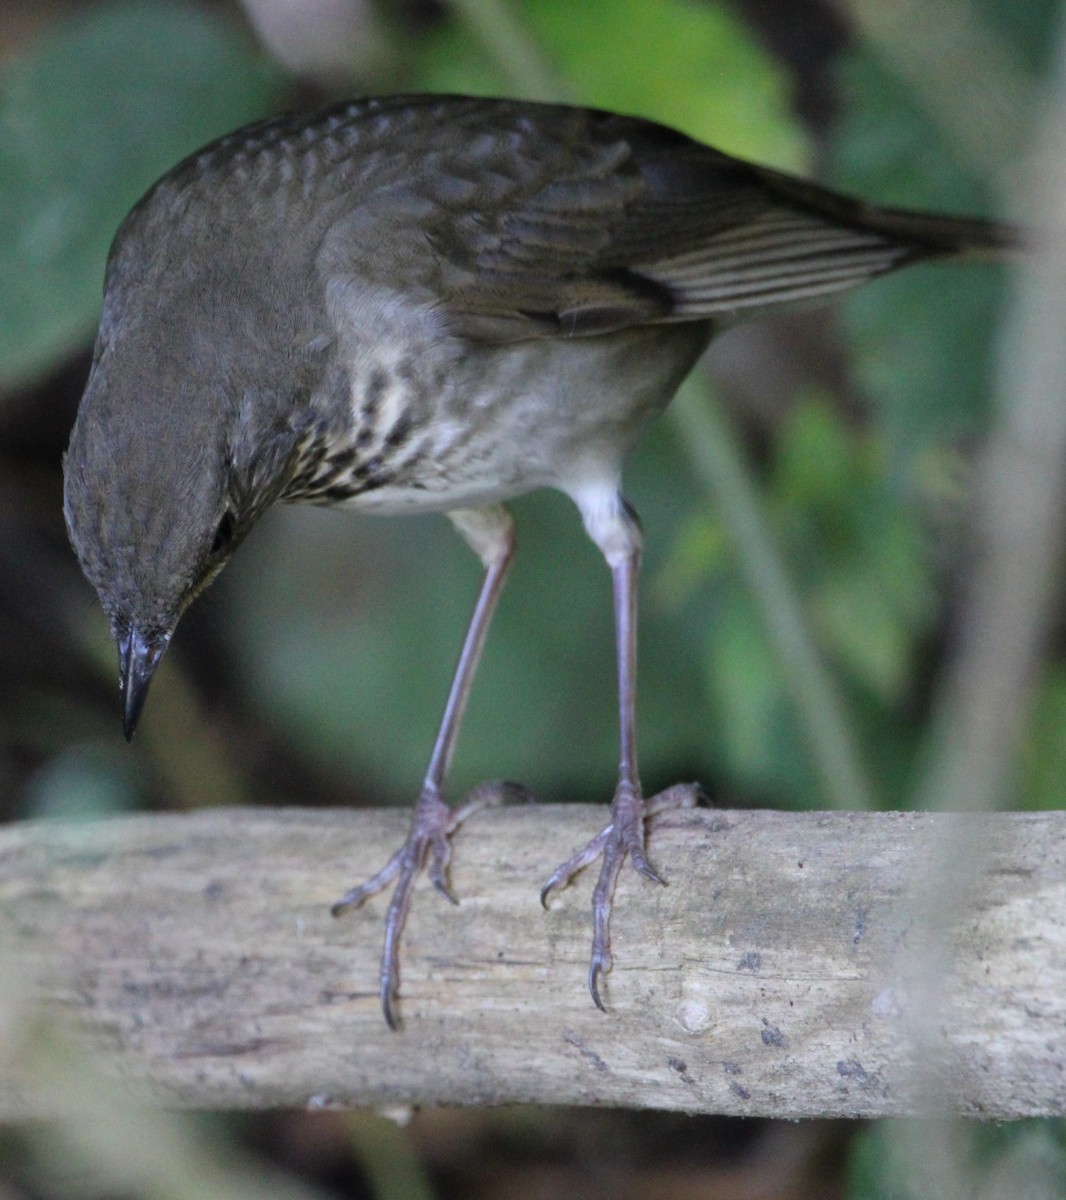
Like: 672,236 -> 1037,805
331,504 -> 515,1028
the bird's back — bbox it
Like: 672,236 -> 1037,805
104,95 -> 1016,355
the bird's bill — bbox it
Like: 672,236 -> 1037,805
118,627 -> 170,742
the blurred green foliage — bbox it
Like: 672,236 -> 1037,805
415,0 -> 810,167
848,1120 -> 1066,1200
226,0 -> 822,806
7,0 -> 1063,817
657,394 -> 939,803
829,53 -> 1007,452
4,1 -> 1066,1198
0,1 -> 283,389
827,4 -> 1066,811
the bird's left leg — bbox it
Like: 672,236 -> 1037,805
541,487 -> 700,1009
331,503 -> 516,1027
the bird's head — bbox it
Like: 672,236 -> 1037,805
63,328 -> 307,740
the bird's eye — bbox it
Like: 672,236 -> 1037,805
211,510 -> 237,556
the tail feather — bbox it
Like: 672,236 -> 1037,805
622,131 -> 1021,324
756,164 -> 1020,260
642,208 -> 920,320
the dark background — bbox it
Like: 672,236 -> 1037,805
2,0 -> 1064,1196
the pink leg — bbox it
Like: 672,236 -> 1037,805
542,490 -> 701,1009
332,505 -> 515,1028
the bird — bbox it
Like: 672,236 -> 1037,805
63,93 -> 1016,1028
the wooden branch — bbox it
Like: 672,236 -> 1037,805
1,806 -> 1064,1118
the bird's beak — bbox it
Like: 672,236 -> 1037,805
118,627 -> 170,742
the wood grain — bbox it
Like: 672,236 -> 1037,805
1,805 -> 1063,1118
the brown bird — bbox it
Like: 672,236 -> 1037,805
63,94 -> 1015,1027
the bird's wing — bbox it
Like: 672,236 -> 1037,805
299,97 -> 1007,343
416,104 -> 943,341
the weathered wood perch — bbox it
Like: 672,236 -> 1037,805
0,806 -> 1063,1119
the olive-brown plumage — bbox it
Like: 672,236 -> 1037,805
63,95 -> 1016,1025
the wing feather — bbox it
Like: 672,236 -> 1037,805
295,97 -> 1012,342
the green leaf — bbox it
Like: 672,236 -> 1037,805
699,584 -> 834,806
0,1 -> 282,390
827,52 -> 1006,453
1020,669 -> 1066,809
528,0 -> 806,166
847,1120 -> 1066,1200
414,0 -> 809,169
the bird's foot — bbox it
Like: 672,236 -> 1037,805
332,779 -> 527,1028
541,781 -> 703,1011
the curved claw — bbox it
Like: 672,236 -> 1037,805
379,857 -> 422,1030
424,828 -> 457,903
587,830 -> 626,1011
545,781 -> 704,1011
628,843 -> 666,886
333,780 -> 522,1028
331,791 -> 453,1029
540,825 -> 613,908
588,958 -> 608,1013
330,849 -> 405,916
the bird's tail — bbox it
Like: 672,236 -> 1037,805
761,168 -> 1022,263
644,171 -> 1021,323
